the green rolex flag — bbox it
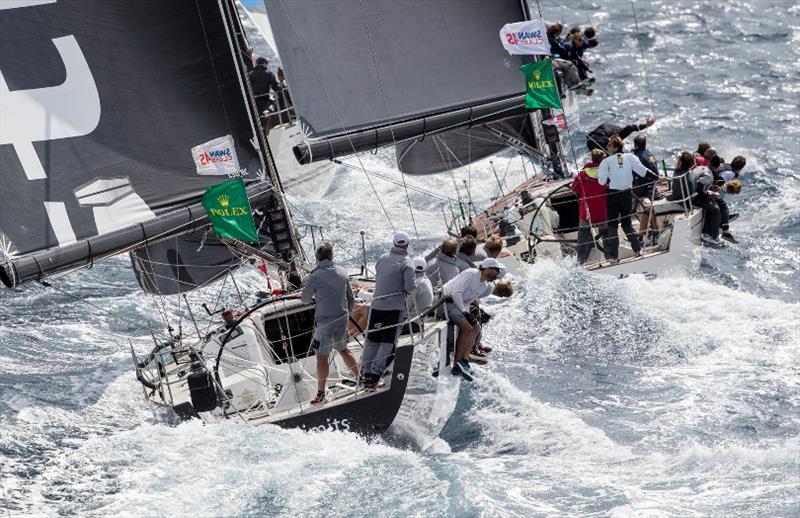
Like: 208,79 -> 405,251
201,179 -> 259,243
521,60 -> 562,110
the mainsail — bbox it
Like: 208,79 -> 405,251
0,0 -> 293,289
263,0 -> 541,173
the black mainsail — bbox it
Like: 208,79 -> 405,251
263,0 -> 550,174
0,0 -> 296,289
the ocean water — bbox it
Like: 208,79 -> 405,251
1,1 -> 798,516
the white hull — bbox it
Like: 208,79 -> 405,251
474,178 -> 706,279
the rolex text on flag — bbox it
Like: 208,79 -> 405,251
201,179 -> 259,243
521,61 -> 562,110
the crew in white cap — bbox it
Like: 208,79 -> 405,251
360,231 -> 416,389
392,231 -> 410,246
441,258 -> 503,381
407,256 -> 434,323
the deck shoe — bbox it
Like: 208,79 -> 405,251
451,362 -> 474,382
701,233 -> 725,248
458,359 -> 473,373
721,231 -> 738,244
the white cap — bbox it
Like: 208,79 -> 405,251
393,231 -> 411,246
479,258 -> 502,270
412,256 -> 427,271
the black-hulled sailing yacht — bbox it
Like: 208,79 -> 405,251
1,0 -> 576,438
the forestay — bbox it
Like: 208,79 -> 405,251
0,0 -> 269,288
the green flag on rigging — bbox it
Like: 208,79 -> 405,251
201,179 -> 259,243
520,60 -> 562,110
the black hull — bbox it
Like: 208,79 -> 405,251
271,344 -> 414,435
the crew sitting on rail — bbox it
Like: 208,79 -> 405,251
459,224 -> 487,262
425,239 -> 460,289
571,148 -> 608,264
481,234 -> 512,262
671,151 -> 724,247
442,259 -> 504,382
456,237 -> 479,272
709,155 -> 746,244
301,243 -> 360,405
467,279 -> 514,365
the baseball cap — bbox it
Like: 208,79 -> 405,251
393,231 -> 411,246
412,257 -> 427,271
479,258 -> 502,270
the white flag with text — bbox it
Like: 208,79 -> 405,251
499,19 -> 550,55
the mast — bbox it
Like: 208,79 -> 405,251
219,0 -> 304,284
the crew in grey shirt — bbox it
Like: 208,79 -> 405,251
426,239 -> 460,288
361,231 -> 416,388
301,243 -> 359,404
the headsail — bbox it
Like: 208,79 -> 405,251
264,0 -> 536,170
0,0 -> 279,288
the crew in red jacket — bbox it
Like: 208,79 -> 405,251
571,148 -> 608,264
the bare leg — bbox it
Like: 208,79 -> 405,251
638,211 -> 649,239
339,349 -> 360,379
316,353 -> 329,394
454,321 -> 478,363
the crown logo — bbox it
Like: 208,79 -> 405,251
218,194 -> 229,207
534,70 -> 541,81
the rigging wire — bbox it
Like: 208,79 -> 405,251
357,0 -> 419,240
276,0 -> 396,233
629,0 -> 657,118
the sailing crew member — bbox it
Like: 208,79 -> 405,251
442,259 -> 503,382
709,155 -> 738,243
460,225 -> 487,262
690,166 -> 723,247
404,257 -> 434,334
571,149 -> 608,264
301,243 -> 360,404
548,23 -> 582,89
481,235 -> 511,262
597,136 -> 653,263
360,231 -> 416,389
455,238 -> 478,272
426,239 -> 460,289
693,140 -> 712,167
632,134 -> 661,246
248,57 -> 281,130
586,117 -> 656,152
671,152 -> 723,247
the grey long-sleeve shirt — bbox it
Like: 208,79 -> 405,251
425,252 -> 460,289
371,246 -> 416,312
301,259 -> 354,323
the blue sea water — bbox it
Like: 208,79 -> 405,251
1,1 -> 798,516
